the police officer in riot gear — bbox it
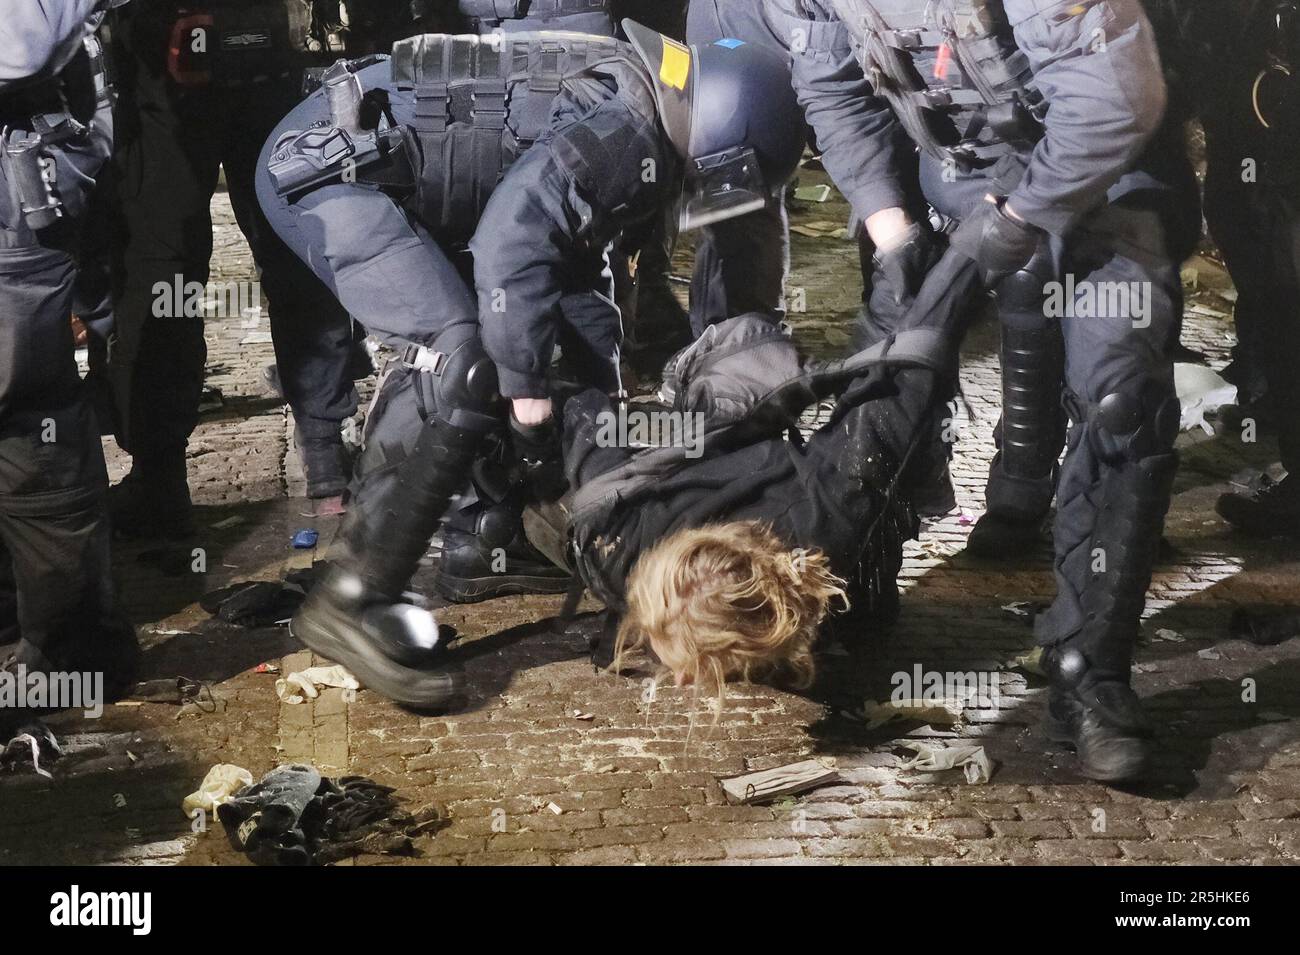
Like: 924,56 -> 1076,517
105,1 -> 374,537
0,0 -> 138,715
256,22 -> 806,707
820,0 -> 1189,782
1199,1 -> 1300,535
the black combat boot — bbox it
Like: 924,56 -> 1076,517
295,426 -> 351,501
109,449 -> 194,539
1039,446 -> 1178,782
435,499 -> 572,602
1216,473 -> 1300,537
967,317 -> 1065,557
291,327 -> 499,709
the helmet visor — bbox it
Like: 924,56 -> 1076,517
678,146 -> 772,231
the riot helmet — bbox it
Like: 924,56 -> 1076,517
624,19 -> 805,230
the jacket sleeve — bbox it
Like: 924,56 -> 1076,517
782,1 -> 912,220
1004,0 -> 1168,235
471,98 -> 671,399
0,0 -> 103,87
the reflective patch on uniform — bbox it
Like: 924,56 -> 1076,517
713,38 -> 745,49
1055,1 -> 1101,21
659,37 -> 691,90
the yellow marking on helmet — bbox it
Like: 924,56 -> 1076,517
659,37 -> 691,91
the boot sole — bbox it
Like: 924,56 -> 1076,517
290,601 -> 463,711
434,572 -> 573,604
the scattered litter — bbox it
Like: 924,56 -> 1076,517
918,538 -> 961,559
254,662 -> 281,675
1187,303 -> 1229,319
790,220 -> 849,239
1180,266 -> 1199,289
1229,607 -> 1300,646
291,528 -> 319,549
275,665 -> 359,704
793,183 -> 832,203
1197,647 -> 1223,661
547,802 -> 564,815
595,764 -> 616,774
128,677 -> 214,709
862,697 -> 963,730
182,763 -> 254,816
1132,662 -> 1160,673
1001,601 -> 1034,618
898,742 -> 995,784
1174,363 -> 1237,434
720,759 -> 840,805
211,515 -> 246,530
1,722 -> 61,778
1007,646 -> 1045,675
240,331 -> 274,345
217,764 -> 439,865
201,572 -> 312,627
571,709 -> 595,721
1151,627 -> 1185,643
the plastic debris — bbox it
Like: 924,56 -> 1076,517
291,528 -> 319,549
182,763 -> 254,816
720,759 -> 840,805
1174,363 -> 1237,434
1001,601 -> 1034,618
547,802 -> 564,815
793,183 -> 832,203
1151,628 -> 1185,643
1008,646 -> 1045,675
862,697 -> 963,730
275,665 -> 360,704
898,742 -> 995,784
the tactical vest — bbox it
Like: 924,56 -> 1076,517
390,31 -> 635,238
830,0 -> 1045,170
456,0 -> 614,33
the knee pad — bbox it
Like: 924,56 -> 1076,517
995,249 -> 1056,318
408,324 -> 501,433
1094,379 -> 1180,461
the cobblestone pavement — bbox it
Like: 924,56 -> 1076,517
2,173 -> 1298,867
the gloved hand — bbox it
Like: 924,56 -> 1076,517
862,223 -> 945,344
509,411 -> 568,502
950,195 -> 1043,286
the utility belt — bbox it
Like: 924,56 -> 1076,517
0,40 -> 110,231
267,57 -> 413,198
159,0 -> 319,87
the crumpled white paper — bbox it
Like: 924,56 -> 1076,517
1175,363 -> 1237,434
898,742 -> 995,784
275,665 -> 359,704
182,763 -> 253,816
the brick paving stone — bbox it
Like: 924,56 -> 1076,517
1,181 -> 1298,867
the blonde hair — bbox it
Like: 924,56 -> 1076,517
613,522 -> 847,704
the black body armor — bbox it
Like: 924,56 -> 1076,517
830,0 -> 1045,170
391,31 -> 636,236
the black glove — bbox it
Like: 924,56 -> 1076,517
862,223 -> 945,344
509,412 -> 568,503
950,195 -> 1042,286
